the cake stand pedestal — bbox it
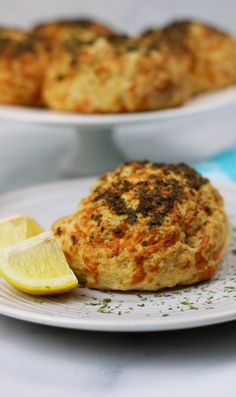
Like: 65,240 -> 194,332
61,126 -> 124,176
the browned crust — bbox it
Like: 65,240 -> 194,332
32,18 -> 114,45
93,162 -> 208,229
33,18 -> 113,34
0,30 -> 51,106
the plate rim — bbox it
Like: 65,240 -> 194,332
0,297 -> 236,332
0,177 -> 235,332
0,86 -> 236,127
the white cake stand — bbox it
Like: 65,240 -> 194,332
0,86 -> 236,176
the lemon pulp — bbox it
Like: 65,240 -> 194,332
0,231 -> 78,295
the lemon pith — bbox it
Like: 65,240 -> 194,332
0,231 -> 78,295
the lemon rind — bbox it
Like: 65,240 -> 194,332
1,271 -> 78,295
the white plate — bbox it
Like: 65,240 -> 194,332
0,178 -> 235,332
0,86 -> 236,126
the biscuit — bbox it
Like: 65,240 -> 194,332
142,21 -> 236,95
0,29 -> 50,106
43,35 -> 190,113
32,18 -> 113,47
53,162 -> 230,291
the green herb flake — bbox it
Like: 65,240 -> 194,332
180,300 -> 190,305
97,307 -> 111,314
34,298 -> 43,304
101,298 -> 111,305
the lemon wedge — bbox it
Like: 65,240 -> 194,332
0,231 -> 78,295
0,214 -> 44,249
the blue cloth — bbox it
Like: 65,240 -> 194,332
195,144 -> 236,181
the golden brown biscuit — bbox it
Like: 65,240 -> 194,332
0,27 -> 26,41
32,18 -> 113,47
52,162 -> 229,291
142,21 -> 236,95
0,30 -> 50,106
42,35 -> 191,113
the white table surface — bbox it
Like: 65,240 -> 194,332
0,106 -> 236,397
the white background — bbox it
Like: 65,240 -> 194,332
1,0 -> 236,35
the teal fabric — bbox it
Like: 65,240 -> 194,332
195,144 -> 236,181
